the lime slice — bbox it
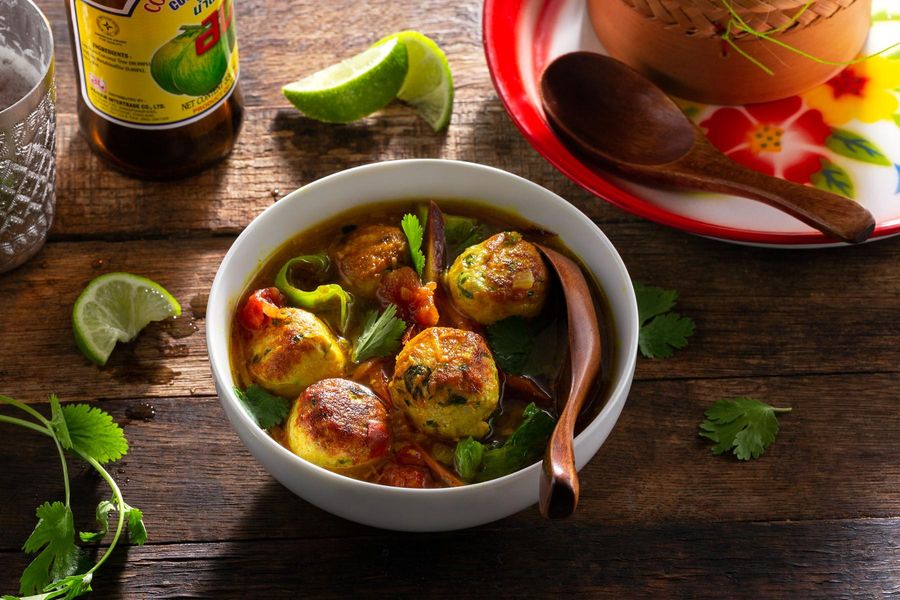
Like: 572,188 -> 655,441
282,38 -> 408,124
73,273 -> 182,366
377,31 -> 453,131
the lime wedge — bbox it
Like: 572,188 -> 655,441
282,38 -> 408,124
377,31 -> 453,131
73,272 -> 182,366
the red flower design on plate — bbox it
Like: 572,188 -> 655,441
700,96 -> 831,184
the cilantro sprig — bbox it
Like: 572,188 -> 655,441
0,394 -> 146,599
234,385 -> 290,429
699,397 -> 792,460
634,282 -> 695,358
351,304 -> 407,363
400,213 -> 426,278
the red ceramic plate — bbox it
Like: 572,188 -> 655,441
483,0 -> 900,246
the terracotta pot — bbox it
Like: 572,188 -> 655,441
587,0 -> 872,105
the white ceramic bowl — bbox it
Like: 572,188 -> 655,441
207,159 -> 639,531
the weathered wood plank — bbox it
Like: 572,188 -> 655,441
2,517 -> 899,598
2,232 -> 899,403
2,374 -> 897,549
49,102 -> 615,238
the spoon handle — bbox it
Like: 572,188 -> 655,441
682,139 -> 875,244
539,379 -> 582,519
536,244 -> 602,519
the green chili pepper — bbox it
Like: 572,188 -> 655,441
275,254 -> 351,330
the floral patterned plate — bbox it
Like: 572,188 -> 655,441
483,0 -> 900,247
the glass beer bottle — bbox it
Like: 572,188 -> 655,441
65,0 -> 243,179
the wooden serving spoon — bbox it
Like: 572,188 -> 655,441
536,243 -> 601,519
540,52 -> 875,244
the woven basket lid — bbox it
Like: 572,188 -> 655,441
619,0 -> 859,38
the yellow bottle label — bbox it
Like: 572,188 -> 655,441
70,0 -> 238,129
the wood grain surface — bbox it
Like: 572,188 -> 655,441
0,0 -> 898,598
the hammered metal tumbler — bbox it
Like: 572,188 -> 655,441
0,0 -> 56,274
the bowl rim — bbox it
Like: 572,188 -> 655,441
207,158 -> 639,495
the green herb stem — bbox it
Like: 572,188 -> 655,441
0,395 -> 50,426
51,425 -> 72,508
78,451 -> 126,576
772,407 -> 793,413
1,395 -> 142,597
0,414 -> 51,437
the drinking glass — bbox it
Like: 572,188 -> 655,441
0,0 -> 56,274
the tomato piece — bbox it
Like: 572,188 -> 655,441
377,267 -> 439,329
395,444 -> 426,467
238,287 -> 285,330
410,282 -> 440,328
379,464 -> 433,488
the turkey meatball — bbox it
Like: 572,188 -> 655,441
332,224 -> 408,297
389,327 -> 499,440
246,307 -> 348,398
447,232 -> 549,325
286,378 -> 391,470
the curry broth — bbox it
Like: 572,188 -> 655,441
229,199 -> 615,486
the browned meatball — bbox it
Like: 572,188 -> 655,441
332,225 -> 408,297
389,327 -> 500,440
286,378 -> 391,470
246,307 -> 349,398
447,232 -> 549,324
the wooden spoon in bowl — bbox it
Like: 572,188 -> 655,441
540,52 -> 875,244
536,243 -> 601,519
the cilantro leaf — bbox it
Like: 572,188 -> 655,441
452,437 -> 484,482
699,397 -> 792,460
400,213 -> 426,278
485,314 -> 561,377
634,282 -> 677,324
48,395 -> 72,451
478,403 -> 555,481
634,282 -> 694,358
124,505 -> 147,545
19,502 -> 81,595
351,304 -> 406,363
485,316 -> 533,374
58,404 -> 128,465
234,385 -> 290,429
78,500 -> 147,547
78,500 -> 115,543
36,573 -> 93,600
453,403 -> 556,482
639,312 -> 695,358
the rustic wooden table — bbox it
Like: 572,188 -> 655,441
2,1 -> 899,597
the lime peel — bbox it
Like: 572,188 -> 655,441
282,38 -> 408,124
73,272 -> 181,366
282,31 -> 454,131
377,31 -> 454,131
